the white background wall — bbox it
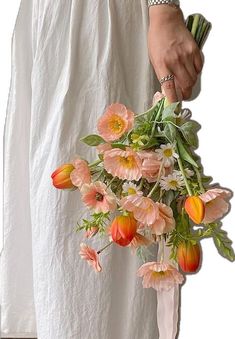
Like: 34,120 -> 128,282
0,1 -> 234,338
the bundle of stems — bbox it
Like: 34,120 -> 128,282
186,14 -> 212,49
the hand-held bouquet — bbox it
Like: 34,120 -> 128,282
51,14 -> 234,292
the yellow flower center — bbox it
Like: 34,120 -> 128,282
128,188 -> 137,195
152,271 -> 166,278
163,148 -> 173,157
118,156 -> 136,169
169,180 -> 178,188
108,114 -> 126,134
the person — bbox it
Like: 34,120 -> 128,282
1,1 -> 203,339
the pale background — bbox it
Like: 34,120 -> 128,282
0,1 -> 234,338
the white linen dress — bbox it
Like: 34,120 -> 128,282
1,1 -> 179,338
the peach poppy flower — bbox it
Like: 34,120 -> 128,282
200,188 -> 232,223
79,243 -> 102,272
129,232 -> 153,254
84,226 -> 99,239
104,147 -> 142,181
121,194 -> 159,225
96,143 -> 112,155
150,202 -> 175,235
81,181 -> 117,213
152,91 -> 165,105
70,157 -> 91,189
137,261 -> 184,291
97,103 -> 134,142
138,151 -> 164,183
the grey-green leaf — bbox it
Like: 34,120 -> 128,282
180,121 -> 201,148
164,123 -> 177,143
80,134 -> 105,146
162,102 -> 180,120
176,135 -> 199,168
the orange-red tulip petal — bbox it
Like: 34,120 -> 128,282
184,196 -> 205,224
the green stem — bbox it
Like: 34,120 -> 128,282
147,162 -> 164,198
177,156 -> 193,196
150,99 -> 165,139
194,167 -> 205,193
89,159 -> 102,167
107,176 -> 116,188
97,241 -> 113,254
136,98 -> 165,119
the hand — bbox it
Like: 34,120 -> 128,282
148,5 -> 203,102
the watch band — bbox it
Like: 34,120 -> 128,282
148,0 -> 180,8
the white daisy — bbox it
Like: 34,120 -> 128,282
122,182 -> 142,196
160,172 -> 184,191
173,168 -> 194,180
155,143 -> 179,167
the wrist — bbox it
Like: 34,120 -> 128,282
149,5 -> 184,26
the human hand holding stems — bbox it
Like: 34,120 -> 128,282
148,2 -> 208,102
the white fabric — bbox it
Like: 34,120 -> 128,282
1,1 -> 179,338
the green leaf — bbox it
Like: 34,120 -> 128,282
111,143 -> 126,150
212,227 -> 235,262
80,134 -> 105,146
176,135 -> 199,168
180,121 -> 201,148
162,102 -> 180,120
142,137 -> 158,149
162,103 -> 178,120
164,123 -> 177,143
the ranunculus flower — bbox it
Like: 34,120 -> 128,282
110,214 -> 138,247
79,243 -> 102,272
81,181 -> 117,213
137,261 -> 184,291
184,196 -> 205,224
97,103 -> 134,142
177,241 -> 201,273
51,163 -> 77,190
138,151 -> 164,183
104,147 -> 142,181
121,194 -> 159,225
150,202 -> 175,235
70,157 -> 91,189
84,226 -> 99,239
200,188 -> 232,223
129,232 -> 153,254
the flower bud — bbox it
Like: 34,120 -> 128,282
110,214 -> 137,247
185,196 -> 205,224
177,241 -> 201,273
51,163 -> 77,190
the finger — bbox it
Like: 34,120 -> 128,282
184,58 -> 198,85
181,87 -> 192,100
194,50 -> 204,74
173,63 -> 195,91
159,69 -> 178,103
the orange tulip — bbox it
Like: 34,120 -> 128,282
177,241 -> 201,273
184,196 -> 205,224
110,214 -> 138,247
51,163 -> 77,190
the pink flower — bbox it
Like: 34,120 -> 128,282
121,194 -> 159,225
84,226 -> 99,239
97,103 -> 134,142
150,202 -> 175,236
129,232 -> 153,254
200,188 -> 232,223
152,91 -> 165,106
70,157 -> 91,189
81,181 -> 117,213
138,151 -> 164,183
96,143 -> 112,155
104,147 -> 142,181
79,243 -> 102,272
137,261 -> 184,291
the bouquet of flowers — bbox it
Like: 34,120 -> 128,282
51,14 -> 234,292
